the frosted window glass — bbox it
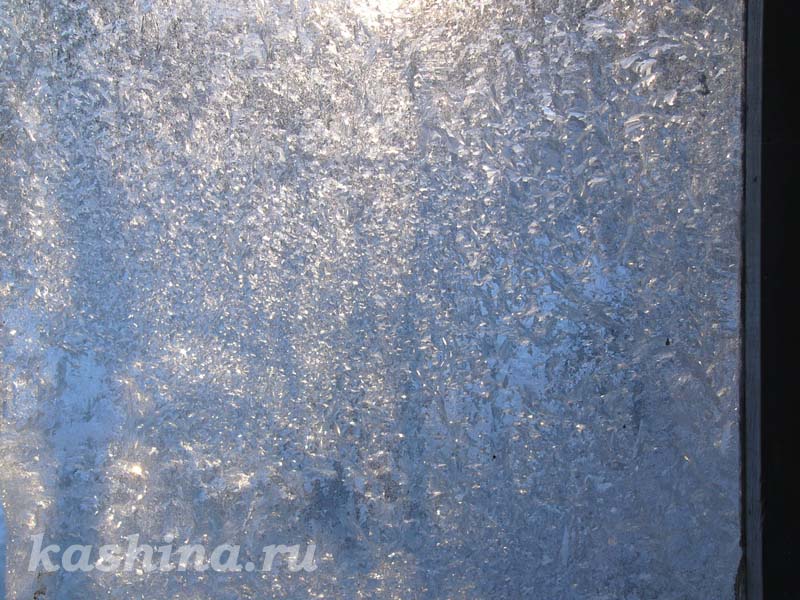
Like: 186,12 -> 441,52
1,1 -> 743,597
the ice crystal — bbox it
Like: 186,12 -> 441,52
1,0 -> 743,597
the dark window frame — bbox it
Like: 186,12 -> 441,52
742,0 -> 762,598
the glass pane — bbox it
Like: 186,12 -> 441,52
1,0 -> 743,597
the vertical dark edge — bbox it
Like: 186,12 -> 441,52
742,0 -> 763,598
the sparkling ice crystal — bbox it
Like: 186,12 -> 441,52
1,0 -> 743,597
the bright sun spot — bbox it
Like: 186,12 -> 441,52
127,464 -> 144,477
375,0 -> 403,11
352,0 -> 405,24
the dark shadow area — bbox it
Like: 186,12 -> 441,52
762,3 -> 798,599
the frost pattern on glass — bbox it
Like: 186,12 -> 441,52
1,0 -> 742,597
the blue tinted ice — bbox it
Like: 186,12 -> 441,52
1,0 -> 743,597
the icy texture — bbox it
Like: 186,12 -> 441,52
1,0 -> 742,598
